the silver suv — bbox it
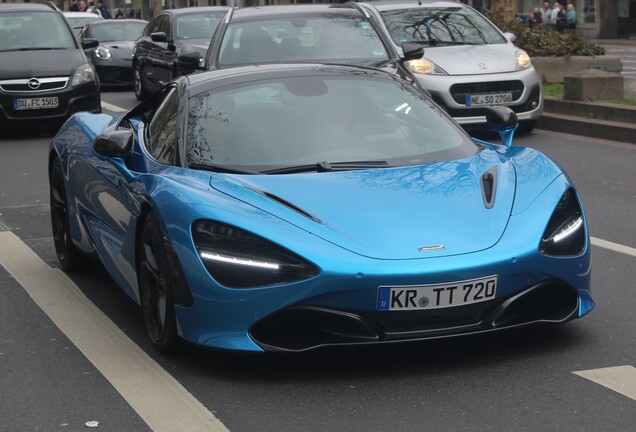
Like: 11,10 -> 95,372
360,0 -> 543,133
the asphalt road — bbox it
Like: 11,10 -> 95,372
1,91 -> 635,432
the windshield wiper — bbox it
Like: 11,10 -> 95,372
263,160 -> 390,174
189,162 -> 260,175
17,47 -> 66,51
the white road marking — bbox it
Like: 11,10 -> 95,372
0,231 -> 229,432
101,101 -> 127,113
591,237 -> 636,257
573,365 -> 636,401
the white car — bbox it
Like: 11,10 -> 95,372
360,0 -> 543,133
63,11 -> 103,36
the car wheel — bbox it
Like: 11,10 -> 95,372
517,120 -> 537,135
133,62 -> 148,101
49,158 -> 82,271
138,213 -> 179,353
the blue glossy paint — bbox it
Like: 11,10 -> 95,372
48,81 -> 594,353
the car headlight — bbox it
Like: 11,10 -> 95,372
404,58 -> 447,75
193,220 -> 319,288
94,46 -> 112,61
540,189 -> 586,256
71,63 -> 96,86
516,49 -> 531,70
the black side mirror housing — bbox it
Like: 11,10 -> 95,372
150,32 -> 168,43
93,130 -> 134,158
401,42 -> 424,61
176,51 -> 203,73
484,106 -> 518,147
81,38 -> 99,50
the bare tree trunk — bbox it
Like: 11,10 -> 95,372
489,0 -> 515,28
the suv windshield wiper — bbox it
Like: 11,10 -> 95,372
263,160 -> 390,174
189,162 -> 260,175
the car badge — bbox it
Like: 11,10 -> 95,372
478,62 -> 487,71
418,245 -> 446,252
27,78 -> 41,90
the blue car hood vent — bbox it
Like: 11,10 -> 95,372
210,152 -> 517,260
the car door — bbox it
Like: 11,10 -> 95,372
147,13 -> 176,90
135,13 -> 173,93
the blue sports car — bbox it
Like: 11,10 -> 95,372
48,64 -> 594,353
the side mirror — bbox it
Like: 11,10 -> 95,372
81,38 -> 99,50
484,106 -> 518,147
401,42 -> 424,61
176,51 -> 203,73
93,130 -> 134,158
150,32 -> 168,43
503,32 -> 516,43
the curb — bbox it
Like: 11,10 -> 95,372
538,97 -> 636,144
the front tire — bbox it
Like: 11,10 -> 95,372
517,120 -> 537,135
49,158 -> 82,271
138,213 -> 179,353
133,62 -> 148,101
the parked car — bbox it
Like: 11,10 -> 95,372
63,10 -> 103,36
49,63 -> 593,353
358,0 -> 544,133
180,4 -> 424,85
80,19 -> 147,88
0,2 -> 100,131
132,6 -> 229,100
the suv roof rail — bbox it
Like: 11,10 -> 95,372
28,0 -> 60,12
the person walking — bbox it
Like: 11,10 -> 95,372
69,0 -> 80,12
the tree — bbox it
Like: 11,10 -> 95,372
489,0 -> 514,29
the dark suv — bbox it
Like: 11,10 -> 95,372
0,1 -> 101,131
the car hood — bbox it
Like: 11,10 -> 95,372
0,49 -> 86,79
101,41 -> 134,58
210,150 -> 517,260
423,43 -> 519,75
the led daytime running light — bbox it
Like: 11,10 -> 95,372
552,216 -> 583,243
200,251 -> 280,270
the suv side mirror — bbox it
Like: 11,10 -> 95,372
401,42 -> 424,61
150,32 -> 168,43
176,51 -> 203,73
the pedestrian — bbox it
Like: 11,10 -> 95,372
540,1 -> 551,27
86,1 -> 101,16
529,7 -> 543,28
566,3 -> 577,33
549,2 -> 565,31
114,9 -> 124,19
78,0 -> 86,12
96,0 -> 112,19
69,0 -> 80,12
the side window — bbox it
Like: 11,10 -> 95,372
145,15 -> 161,36
147,88 -> 179,165
157,15 -> 171,40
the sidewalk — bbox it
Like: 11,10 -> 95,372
538,38 -> 636,144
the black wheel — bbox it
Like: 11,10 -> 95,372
517,120 -> 537,135
49,158 -> 82,271
138,213 -> 179,353
133,62 -> 148,101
